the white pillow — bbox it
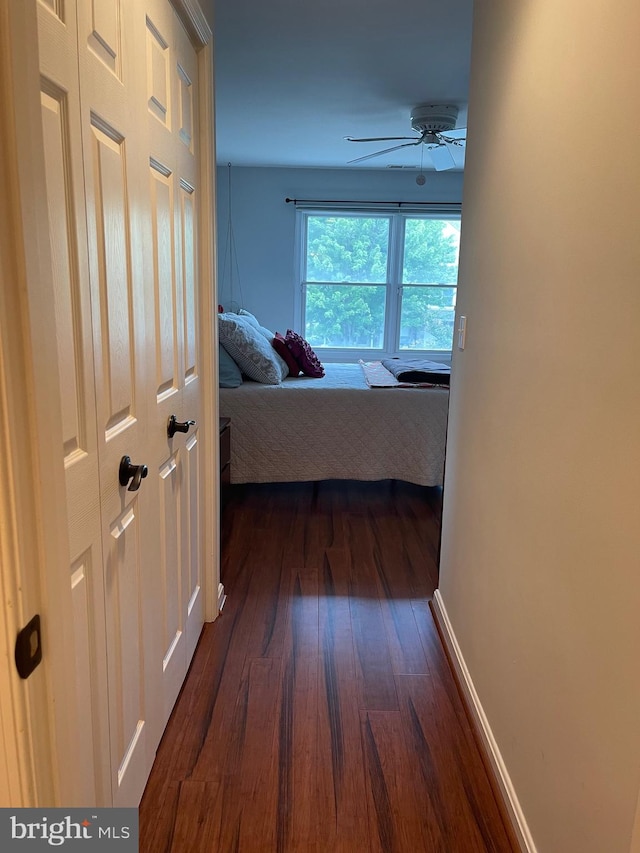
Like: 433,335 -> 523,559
218,309 -> 273,342
237,308 -> 274,341
218,314 -> 288,384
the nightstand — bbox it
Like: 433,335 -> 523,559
219,417 -> 231,511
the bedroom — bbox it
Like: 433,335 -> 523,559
213,0 -> 468,488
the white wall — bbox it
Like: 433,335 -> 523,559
439,2 -> 640,852
215,166 -> 464,333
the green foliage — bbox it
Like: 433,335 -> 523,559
306,284 -> 385,348
400,287 -> 456,350
403,218 -> 459,283
307,216 -> 389,283
304,215 -> 460,350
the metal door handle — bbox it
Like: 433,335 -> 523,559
167,415 -> 196,439
119,456 -> 148,492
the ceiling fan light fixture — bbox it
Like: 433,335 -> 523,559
410,104 -> 459,134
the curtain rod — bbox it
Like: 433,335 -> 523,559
284,197 -> 460,207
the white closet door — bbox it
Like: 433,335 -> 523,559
173,6 -> 205,672
144,0 -> 204,728
76,0 -> 159,807
36,0 -> 111,807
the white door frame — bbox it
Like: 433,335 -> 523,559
0,0 -> 220,806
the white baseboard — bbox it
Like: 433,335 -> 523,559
217,582 -> 226,613
432,589 -> 537,853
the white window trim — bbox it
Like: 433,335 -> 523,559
295,205 -> 461,362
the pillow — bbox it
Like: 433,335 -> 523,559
272,332 -> 301,377
219,314 -> 288,384
218,343 -> 242,388
285,329 -> 325,378
237,308 -> 274,341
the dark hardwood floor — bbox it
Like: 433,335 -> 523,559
139,480 -> 514,852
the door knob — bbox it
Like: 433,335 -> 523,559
119,456 -> 148,492
167,415 -> 196,439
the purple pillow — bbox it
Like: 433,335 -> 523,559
272,332 -> 300,377
285,329 -> 325,378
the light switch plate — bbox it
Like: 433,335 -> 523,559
457,315 -> 467,350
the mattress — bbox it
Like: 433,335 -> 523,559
218,362 -> 449,486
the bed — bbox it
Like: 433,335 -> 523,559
219,362 -> 449,486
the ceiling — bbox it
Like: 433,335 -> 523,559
213,0 -> 474,170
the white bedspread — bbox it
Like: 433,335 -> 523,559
219,362 -> 449,486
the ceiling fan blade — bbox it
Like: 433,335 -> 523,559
347,141 -> 422,165
440,128 -> 467,140
429,143 -> 456,171
345,135 -> 420,143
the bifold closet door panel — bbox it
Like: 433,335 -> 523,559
37,0 -> 111,807
144,0 -> 205,729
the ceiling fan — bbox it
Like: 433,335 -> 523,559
345,104 -> 466,171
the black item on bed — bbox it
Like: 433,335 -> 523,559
381,358 -> 451,385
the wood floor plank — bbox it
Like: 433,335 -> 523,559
140,599 -> 253,818
397,673 -> 513,853
170,781 -> 227,853
315,551 -> 371,851
233,657 -> 283,852
396,525 -> 440,597
369,512 -> 416,598
315,651 -> 371,852
244,561 -> 294,659
175,575 -> 268,781
320,549 -> 357,681
140,779 -> 181,853
178,656 -> 284,851
276,568 -> 320,853
411,598 -> 476,732
220,501 -> 261,587
378,594 -> 431,675
281,495 -> 323,571
312,480 -> 350,550
350,594 -> 399,710
346,516 -> 399,711
361,709 -> 446,853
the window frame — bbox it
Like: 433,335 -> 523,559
295,206 -> 461,361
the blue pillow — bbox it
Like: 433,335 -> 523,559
219,343 -> 242,388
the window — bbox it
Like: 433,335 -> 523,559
298,209 -> 461,357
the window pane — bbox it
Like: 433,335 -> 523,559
403,218 -> 460,284
399,286 -> 456,351
306,216 -> 389,283
305,284 -> 386,348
